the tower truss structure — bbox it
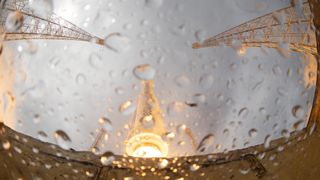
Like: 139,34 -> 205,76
193,1 -> 318,55
0,0 -> 104,45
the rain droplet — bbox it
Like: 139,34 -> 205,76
49,56 -> 60,69
292,105 -> 304,119
32,147 -> 39,154
264,135 -> 271,148
199,74 -> 214,89
309,122 -> 316,135
258,152 -> 266,160
29,0 -> 53,17
75,73 -> 87,85
172,24 -> 186,36
54,130 -> 71,150
272,11 -> 286,25
119,100 -> 136,115
197,134 -> 214,153
140,115 -> 155,129
238,108 -> 249,118
281,129 -> 290,138
104,33 -> 131,53
162,132 -> 175,142
158,159 -> 169,169
123,23 -> 133,30
33,114 -> 41,124
86,171 -> 94,177
175,75 -> 190,87
192,93 -> 206,104
99,117 -> 113,132
91,147 -> 100,155
194,29 -> 207,42
259,107 -> 266,115
223,129 -> 229,136
239,168 -> 250,175
100,151 -> 115,166
37,131 -> 48,141
2,140 -> 10,150
89,53 -> 103,68
178,140 -> 185,146
190,164 -> 200,171
176,124 -> 187,134
14,146 -> 22,154
276,43 -> 290,58
248,129 -> 258,138
293,120 -> 304,131
272,65 -> 282,76
145,0 -> 163,8
115,87 -> 124,95
133,64 -> 156,80
167,102 -> 185,116
5,11 -> 24,31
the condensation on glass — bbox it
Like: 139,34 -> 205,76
0,0 -> 320,179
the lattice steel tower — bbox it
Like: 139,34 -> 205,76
193,1 -> 317,55
0,0 -> 104,45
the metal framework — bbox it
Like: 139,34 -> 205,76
192,1 -> 317,55
0,0 -> 104,45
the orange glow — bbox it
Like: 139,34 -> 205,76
237,46 -> 246,56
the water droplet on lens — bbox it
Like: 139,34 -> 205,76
100,151 -> 115,166
29,0 -> 53,17
281,129 -> 290,138
259,107 -> 266,115
292,105 -> 304,118
133,64 -> 156,80
99,117 -> 113,132
158,159 -> 169,169
167,102 -> 185,116
54,130 -> 71,150
32,147 -> 39,153
119,100 -> 136,115
264,135 -> 271,148
238,108 -> 249,118
175,75 -> 190,87
14,146 -> 22,154
199,74 -> 213,89
197,134 -> 214,153
86,171 -> 94,177
89,53 -> 103,68
5,11 -> 24,31
223,129 -> 229,136
293,120 -> 304,131
104,33 -> 131,53
145,0 -> 163,8
37,131 -> 48,141
192,93 -> 206,104
140,115 -> 155,129
76,73 -> 87,85
2,140 -> 10,150
176,124 -> 187,134
239,168 -> 250,175
190,164 -> 200,171
248,129 -> 257,138
194,29 -> 207,42
272,65 -> 282,76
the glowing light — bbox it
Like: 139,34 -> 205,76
126,133 -> 168,158
237,46 -> 247,56
132,145 -> 163,158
